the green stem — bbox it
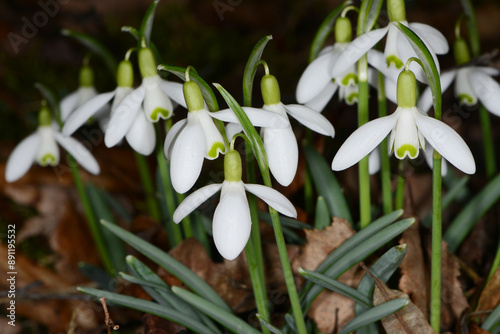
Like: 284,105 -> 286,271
69,155 -> 114,274
487,238 -> 500,284
479,105 -> 497,178
155,123 -> 182,247
358,55 -> 371,228
134,152 -> 161,222
177,192 -> 193,238
430,152 -> 443,332
377,72 -> 393,215
395,162 -> 405,211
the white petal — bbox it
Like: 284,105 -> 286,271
213,181 -> 251,260
296,50 -> 335,104
60,90 -> 80,121
54,132 -> 100,175
210,107 -> 289,128
197,109 -> 226,159
332,113 -> 399,171
5,132 -> 40,182
36,126 -> 60,166
170,117 -> 206,194
392,107 -> 421,159
385,23 -> 406,70
469,69 -> 500,116
262,126 -> 298,186
368,146 -> 381,175
384,76 -> 398,104
105,86 -> 145,148
409,22 -> 449,54
143,75 -> 173,121
164,118 -> 187,160
304,80 -> 338,112
476,66 -> 500,77
412,108 -> 475,174
367,49 -> 400,83
225,122 -> 243,141
284,104 -> 335,137
331,27 -> 389,78
125,110 -> 155,156
455,67 -> 477,106
62,90 -> 116,136
111,87 -> 134,114
244,183 -> 297,218
173,183 -> 222,223
418,70 -> 457,112
159,80 -> 187,109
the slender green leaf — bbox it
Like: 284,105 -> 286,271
100,220 -> 231,312
299,268 -> 372,307
78,262 -> 114,290
78,287 -> 213,334
482,302 -> 500,330
121,26 -> 140,40
172,286 -> 261,334
61,29 -> 117,76
257,314 -> 284,334
139,0 -> 159,47
86,184 -> 126,272
303,143 -> 352,222
243,35 -> 273,107
258,212 -> 312,230
339,299 -> 409,334
314,196 -> 331,230
120,272 -> 166,290
395,23 -> 441,118
358,0 -> 383,34
459,0 -> 481,57
309,1 -> 351,62
34,83 -> 61,124
445,173 -> 500,253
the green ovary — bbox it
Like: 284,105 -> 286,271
208,142 -> 226,159
387,55 -> 404,69
39,154 -> 57,166
396,144 -> 418,159
150,107 -> 170,122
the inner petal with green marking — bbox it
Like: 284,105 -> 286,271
391,107 -> 421,160
39,154 -> 58,166
386,55 -> 404,69
193,108 -> 226,160
150,107 -> 170,122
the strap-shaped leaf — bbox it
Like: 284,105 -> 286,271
243,35 -> 273,107
100,219 -> 231,312
258,212 -> 312,230
78,287 -> 214,334
314,196 -> 331,230
339,298 -> 409,334
138,0 -> 159,48
482,302 -> 500,331
459,0 -> 481,57
395,23 -> 442,119
358,0 -> 383,34
121,26 -> 139,40
61,29 -> 117,76
257,314 -> 285,334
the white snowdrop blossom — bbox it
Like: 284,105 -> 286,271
63,59 -> 156,156
173,150 -> 297,260
5,106 -> 100,182
164,80 -> 226,194
418,37 -> 500,117
296,17 -> 358,111
105,47 -> 185,151
330,0 -> 449,83
332,69 -> 475,175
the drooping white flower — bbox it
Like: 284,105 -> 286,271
332,69 -> 475,175
296,17 -> 358,111
5,105 -> 100,182
104,47 -> 185,151
418,37 -> 500,117
173,150 -> 296,260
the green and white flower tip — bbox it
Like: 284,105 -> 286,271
330,0 -> 448,84
296,15 -> 358,111
173,148 -> 296,260
63,58 -> 155,156
60,64 -> 101,121
164,76 -> 225,194
5,103 -> 100,182
332,68 -> 475,175
418,37 -> 500,117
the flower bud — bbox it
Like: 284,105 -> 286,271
387,0 -> 406,22
397,70 -> 417,108
453,37 -> 471,66
261,74 -> 281,105
138,47 -> 157,78
224,149 -> 242,182
335,17 -> 352,44
183,80 -> 204,111
79,64 -> 94,87
117,60 -> 134,88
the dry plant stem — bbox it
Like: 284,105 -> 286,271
100,297 -> 119,333
69,155 -> 114,274
378,72 -> 393,215
358,54 -> 371,228
134,151 -> 161,222
430,154 -> 442,332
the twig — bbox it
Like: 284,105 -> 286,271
100,297 -> 119,333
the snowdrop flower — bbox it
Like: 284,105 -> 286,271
296,16 -> 358,111
173,149 -> 296,260
330,0 -> 448,82
60,64 -> 105,121
104,47 -> 184,151
418,37 -> 500,116
164,77 -> 226,194
332,68 -> 475,174
63,59 -> 156,156
5,105 -> 100,182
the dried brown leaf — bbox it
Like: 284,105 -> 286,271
477,267 -> 500,312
